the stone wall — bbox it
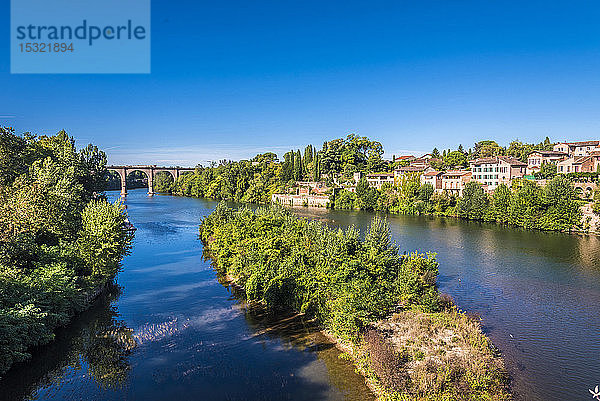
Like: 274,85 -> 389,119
271,193 -> 330,208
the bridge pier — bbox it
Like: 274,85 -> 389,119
112,168 -> 128,197
148,172 -> 154,196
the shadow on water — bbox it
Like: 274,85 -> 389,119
0,284 -> 134,401
207,258 -> 375,401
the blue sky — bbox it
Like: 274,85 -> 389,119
2,1 -> 600,166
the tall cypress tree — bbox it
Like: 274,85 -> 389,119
293,150 -> 302,181
304,145 -> 313,166
282,151 -> 294,182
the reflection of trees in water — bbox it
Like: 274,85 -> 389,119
238,302 -> 374,401
83,317 -> 135,390
210,265 -> 374,401
0,284 -> 134,401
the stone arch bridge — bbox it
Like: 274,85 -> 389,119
108,165 -> 195,196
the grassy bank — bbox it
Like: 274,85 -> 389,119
199,203 -> 510,400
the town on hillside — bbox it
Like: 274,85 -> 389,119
272,140 -> 600,207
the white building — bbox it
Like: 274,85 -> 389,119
365,172 -> 394,189
553,141 -> 600,157
441,171 -> 472,196
469,156 -> 526,190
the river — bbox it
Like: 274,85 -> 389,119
1,189 -> 599,400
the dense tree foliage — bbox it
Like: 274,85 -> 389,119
534,163 -> 558,179
335,174 -> 581,231
473,140 -> 504,158
319,134 -> 384,177
593,188 -> 600,215
172,156 -> 284,203
200,204 -> 440,339
467,138 -> 553,162
169,134 -> 386,202
457,182 -> 489,220
0,127 -> 133,376
443,150 -> 467,168
506,137 -> 553,162
153,171 -> 174,193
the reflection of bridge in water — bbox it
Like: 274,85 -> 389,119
107,165 -> 195,196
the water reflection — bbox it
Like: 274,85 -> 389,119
227,284 -> 374,401
0,284 -> 134,400
208,258 -> 373,401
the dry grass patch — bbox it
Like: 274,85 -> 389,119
360,308 -> 511,401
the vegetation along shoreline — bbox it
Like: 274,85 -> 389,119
147,134 -> 600,235
200,202 -> 511,400
0,127 -> 134,377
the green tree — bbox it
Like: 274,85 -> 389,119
303,145 -> 314,179
474,140 -> 504,158
293,150 -> 303,181
319,134 -> 384,175
154,171 -> 174,193
303,144 -> 313,166
509,181 -> 543,229
418,183 -> 434,202
491,184 -> 511,223
79,144 -> 108,195
543,136 -> 552,150
0,129 -> 134,376
444,151 -> 467,168
314,152 -> 321,181
334,189 -> 356,209
592,188 -> 600,215
0,127 -> 28,186
356,177 -> 378,210
541,175 -> 580,230
457,182 -> 488,220
76,200 -> 134,280
535,163 -> 557,179
281,151 -> 294,182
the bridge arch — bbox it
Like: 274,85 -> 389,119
107,165 -> 195,196
572,181 -> 598,200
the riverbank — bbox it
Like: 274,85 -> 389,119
200,202 -> 511,400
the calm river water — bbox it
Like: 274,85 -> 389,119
1,189 -> 600,400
